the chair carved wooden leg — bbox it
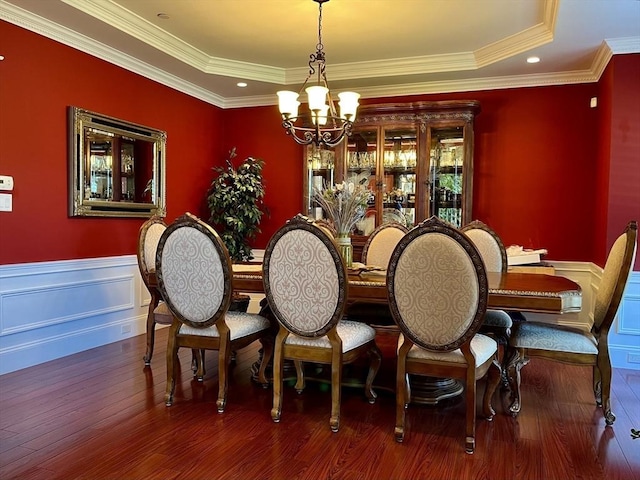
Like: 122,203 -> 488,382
217,336 -> 231,413
506,347 -> 529,416
465,366 -> 477,454
271,331 -> 287,423
329,346 -> 342,433
394,355 -> 408,443
482,359 -> 501,420
597,351 -> 615,425
294,360 -> 305,394
193,349 -> 206,381
165,323 -> 180,406
256,337 -> 273,387
143,292 -> 160,365
593,364 -> 602,406
365,344 -> 382,404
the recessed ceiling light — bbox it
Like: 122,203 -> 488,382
0,55 -> 4,61
527,56 -> 540,64
237,82 -> 248,88
157,13 -> 170,20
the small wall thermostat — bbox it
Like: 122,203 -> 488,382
0,175 -> 14,191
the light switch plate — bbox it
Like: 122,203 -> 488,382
0,193 -> 12,211
0,175 -> 14,191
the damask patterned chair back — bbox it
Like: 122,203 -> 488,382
155,213 -> 271,413
156,213 -> 232,328
137,216 -> 167,281
362,222 -> 408,269
388,216 -> 488,351
387,216 -> 499,453
461,220 -> 513,370
136,216 -> 168,365
264,215 -> 347,337
461,220 -> 507,273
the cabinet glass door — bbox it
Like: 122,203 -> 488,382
428,127 -> 465,227
305,145 -> 335,220
346,129 -> 378,235
382,127 -> 417,229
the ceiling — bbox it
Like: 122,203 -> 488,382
2,0 -> 639,108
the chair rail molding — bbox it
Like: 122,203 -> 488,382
0,257 -> 638,374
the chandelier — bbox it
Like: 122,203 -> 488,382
277,0 -> 360,148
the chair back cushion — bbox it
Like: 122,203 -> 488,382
156,213 -> 232,329
264,214 -> 347,337
136,216 -> 166,280
593,221 -> 637,331
388,216 -> 488,351
461,220 -> 507,273
362,222 -> 408,268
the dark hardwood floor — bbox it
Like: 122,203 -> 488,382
1,327 -> 638,480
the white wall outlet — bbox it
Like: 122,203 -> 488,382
0,175 -> 14,191
590,97 -> 598,108
0,193 -> 12,212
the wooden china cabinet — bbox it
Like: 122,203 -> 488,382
303,100 -> 480,260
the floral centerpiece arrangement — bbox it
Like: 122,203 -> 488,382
313,180 -> 371,236
312,180 -> 371,266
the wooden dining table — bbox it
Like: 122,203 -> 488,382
233,263 -> 582,403
232,264 -> 583,315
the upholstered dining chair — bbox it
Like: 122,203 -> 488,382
136,215 -> 170,365
387,216 -> 501,454
506,220 -> 637,424
263,214 -> 382,432
461,220 -> 514,353
345,222 -> 408,328
361,222 -> 409,268
155,212 -> 272,413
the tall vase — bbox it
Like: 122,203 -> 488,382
336,233 -> 353,268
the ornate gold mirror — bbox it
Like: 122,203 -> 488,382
68,106 -> 166,218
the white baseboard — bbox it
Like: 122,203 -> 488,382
1,257 -> 638,375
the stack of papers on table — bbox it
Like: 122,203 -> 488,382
506,246 -> 548,266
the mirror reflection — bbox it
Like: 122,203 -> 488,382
68,107 -> 166,218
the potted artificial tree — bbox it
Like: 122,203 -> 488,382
207,147 -> 267,261
207,148 -> 267,311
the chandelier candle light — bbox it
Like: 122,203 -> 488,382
313,181 -> 371,267
277,0 -> 360,148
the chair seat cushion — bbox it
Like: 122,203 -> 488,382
405,333 -> 497,366
153,301 -> 173,325
178,312 -> 270,340
510,321 -> 598,354
285,320 -> 376,352
483,309 -> 513,328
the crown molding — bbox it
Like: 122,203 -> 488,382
606,36 -> 640,54
4,0 -> 637,111
223,68 -> 600,109
475,0 -> 557,67
58,0 -> 561,83
0,1 -> 226,107
60,0 -> 285,84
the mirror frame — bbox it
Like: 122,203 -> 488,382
68,106 -> 167,218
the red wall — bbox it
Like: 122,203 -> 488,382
0,21 -> 225,264
1,22 -> 636,268
605,55 -> 640,270
222,86 -> 600,263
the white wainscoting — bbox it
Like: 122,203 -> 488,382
0,257 -> 638,375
